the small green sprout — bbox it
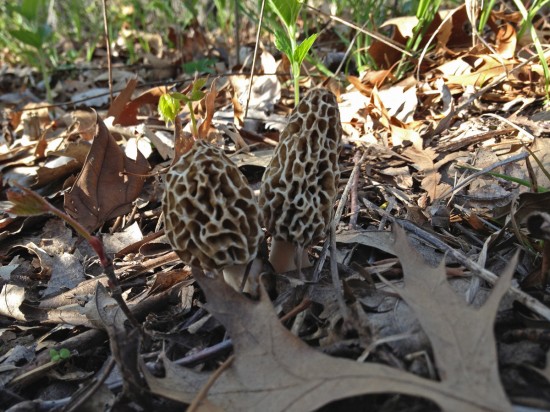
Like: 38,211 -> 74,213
268,0 -> 318,105
158,78 -> 206,137
49,348 -> 71,362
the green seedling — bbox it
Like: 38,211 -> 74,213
511,0 -> 550,100
3,0 -> 58,101
268,0 -> 318,105
49,348 -> 71,362
182,58 -> 217,75
158,78 -> 206,137
395,0 -> 442,79
477,0 -> 497,32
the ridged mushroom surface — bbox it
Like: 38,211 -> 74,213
259,88 -> 342,250
163,140 -> 262,271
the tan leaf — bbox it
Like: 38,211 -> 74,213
142,259 -> 512,412
198,81 -> 217,140
389,225 -> 513,409
403,146 -> 451,202
495,23 -> 517,59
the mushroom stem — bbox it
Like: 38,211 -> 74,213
222,258 -> 263,293
269,239 -> 311,275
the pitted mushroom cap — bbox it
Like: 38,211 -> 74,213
163,140 -> 262,270
259,88 -> 342,247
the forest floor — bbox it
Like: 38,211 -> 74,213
1,2 -> 550,411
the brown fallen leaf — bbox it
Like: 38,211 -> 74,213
64,116 -> 149,231
403,146 -> 451,203
142,226 -> 514,412
197,81 -> 217,140
115,85 -> 170,126
106,78 -> 139,123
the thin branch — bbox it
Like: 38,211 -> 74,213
244,0 -> 267,120
101,0 -> 113,105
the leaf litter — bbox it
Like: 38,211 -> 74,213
1,2 -> 550,412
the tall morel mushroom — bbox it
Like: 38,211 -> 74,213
259,88 -> 342,274
162,140 -> 263,290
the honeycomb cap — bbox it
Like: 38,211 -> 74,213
259,88 -> 342,247
163,140 -> 262,270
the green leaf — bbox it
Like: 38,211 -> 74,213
158,94 -> 181,123
268,0 -> 302,30
189,78 -> 207,101
171,92 -> 187,101
49,348 -> 59,362
9,29 -> 43,49
37,24 -> 54,42
273,27 -> 292,58
59,348 -> 71,359
20,0 -> 44,22
293,33 -> 318,66
181,58 -> 216,75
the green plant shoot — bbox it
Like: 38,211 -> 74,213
269,0 -> 318,105
395,0 -> 442,79
49,348 -> 71,362
6,0 -> 58,101
158,78 -> 206,137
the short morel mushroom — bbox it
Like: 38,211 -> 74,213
162,140 -> 263,290
259,88 -> 342,274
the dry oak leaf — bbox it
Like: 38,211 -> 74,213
387,225 -> 513,410
64,117 -> 149,231
403,146 -> 451,202
142,225 -> 514,412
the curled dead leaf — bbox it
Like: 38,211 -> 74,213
64,116 -> 149,231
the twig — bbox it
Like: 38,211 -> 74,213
364,197 -> 550,321
397,218 -> 550,320
244,0 -> 266,120
438,152 -> 529,200
187,355 -> 235,412
330,221 -> 349,321
64,357 -> 116,412
306,4 -> 411,57
280,298 -> 312,323
454,52 -> 545,114
349,150 -> 361,229
101,0 -> 113,105
313,149 -> 369,281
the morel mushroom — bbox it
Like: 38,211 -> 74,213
259,88 -> 342,274
162,140 -> 263,290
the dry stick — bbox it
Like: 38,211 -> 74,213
244,0 -> 267,120
64,357 -> 116,412
416,8 -> 458,81
170,299 -> 311,367
330,220 -> 348,321
363,197 -> 550,321
101,0 -> 113,105
332,20 -> 367,78
438,152 -> 529,200
349,150 -> 361,229
234,0 -> 240,66
455,51 -> 547,114
306,4 -> 411,57
186,355 -> 235,412
400,218 -> 550,321
313,149 -> 369,282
